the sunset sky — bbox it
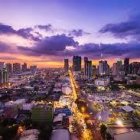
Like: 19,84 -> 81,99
0,0 -> 140,67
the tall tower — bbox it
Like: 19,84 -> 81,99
0,68 -> 8,84
13,63 -> 21,74
124,58 -> 129,75
64,59 -> 69,72
84,57 -> 88,76
99,60 -> 109,76
73,56 -> 81,71
22,63 -> 28,72
6,63 -> 13,74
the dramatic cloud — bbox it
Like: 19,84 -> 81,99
63,43 -> 140,59
0,23 -> 16,34
0,23 -> 40,41
18,34 -> 78,56
99,14 -> 140,41
17,42 -> 140,59
69,29 -> 90,37
17,27 -> 40,41
0,23 -> 139,63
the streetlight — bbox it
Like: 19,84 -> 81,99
116,119 -> 123,126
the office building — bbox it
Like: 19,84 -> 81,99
0,62 -> 5,70
124,58 -> 129,75
84,57 -> 93,79
84,57 -> 88,76
73,56 -> 81,71
64,59 -> 69,72
6,63 -> 13,74
0,68 -> 8,84
98,60 -> 109,75
22,63 -> 28,72
112,60 -> 123,76
13,63 -> 21,74
129,62 -> 140,75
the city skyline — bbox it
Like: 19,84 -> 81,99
0,0 -> 140,67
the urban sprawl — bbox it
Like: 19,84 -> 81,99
0,56 -> 140,140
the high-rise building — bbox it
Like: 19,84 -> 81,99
124,58 -> 129,75
0,68 -> 8,84
84,57 -> 88,76
112,60 -> 122,76
98,60 -> 109,76
22,63 -> 28,72
84,57 -> 93,79
92,65 -> 97,77
129,62 -> 140,75
85,60 -> 93,79
0,62 -> 5,70
3,68 -> 8,83
73,56 -> 81,71
0,69 -> 3,84
13,63 -> 21,74
30,65 -> 37,73
6,63 -> 13,74
64,59 -> 69,72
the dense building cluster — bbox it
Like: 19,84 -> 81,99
0,57 -> 139,140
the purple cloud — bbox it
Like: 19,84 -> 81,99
69,29 -> 90,37
0,23 -> 16,34
36,24 -> 53,31
17,27 -> 41,41
0,23 -> 40,41
18,34 -> 78,56
18,42 -> 140,59
99,14 -> 140,41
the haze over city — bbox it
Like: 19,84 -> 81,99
0,0 -> 140,67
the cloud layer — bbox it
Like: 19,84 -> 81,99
0,21 -> 140,64
99,14 -> 140,41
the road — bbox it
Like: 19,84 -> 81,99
69,70 -> 94,140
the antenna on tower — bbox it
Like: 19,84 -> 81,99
99,43 -> 103,60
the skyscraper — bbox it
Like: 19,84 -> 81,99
22,63 -> 28,72
0,68 -> 8,84
3,68 -> 8,83
64,59 -> 69,72
129,62 -> 140,75
98,60 -> 109,76
112,60 -> 122,76
0,62 -> 5,70
85,60 -> 93,79
6,63 -> 13,74
84,57 -> 88,76
84,57 -> 93,79
73,56 -> 81,71
124,58 -> 129,75
13,63 -> 21,74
